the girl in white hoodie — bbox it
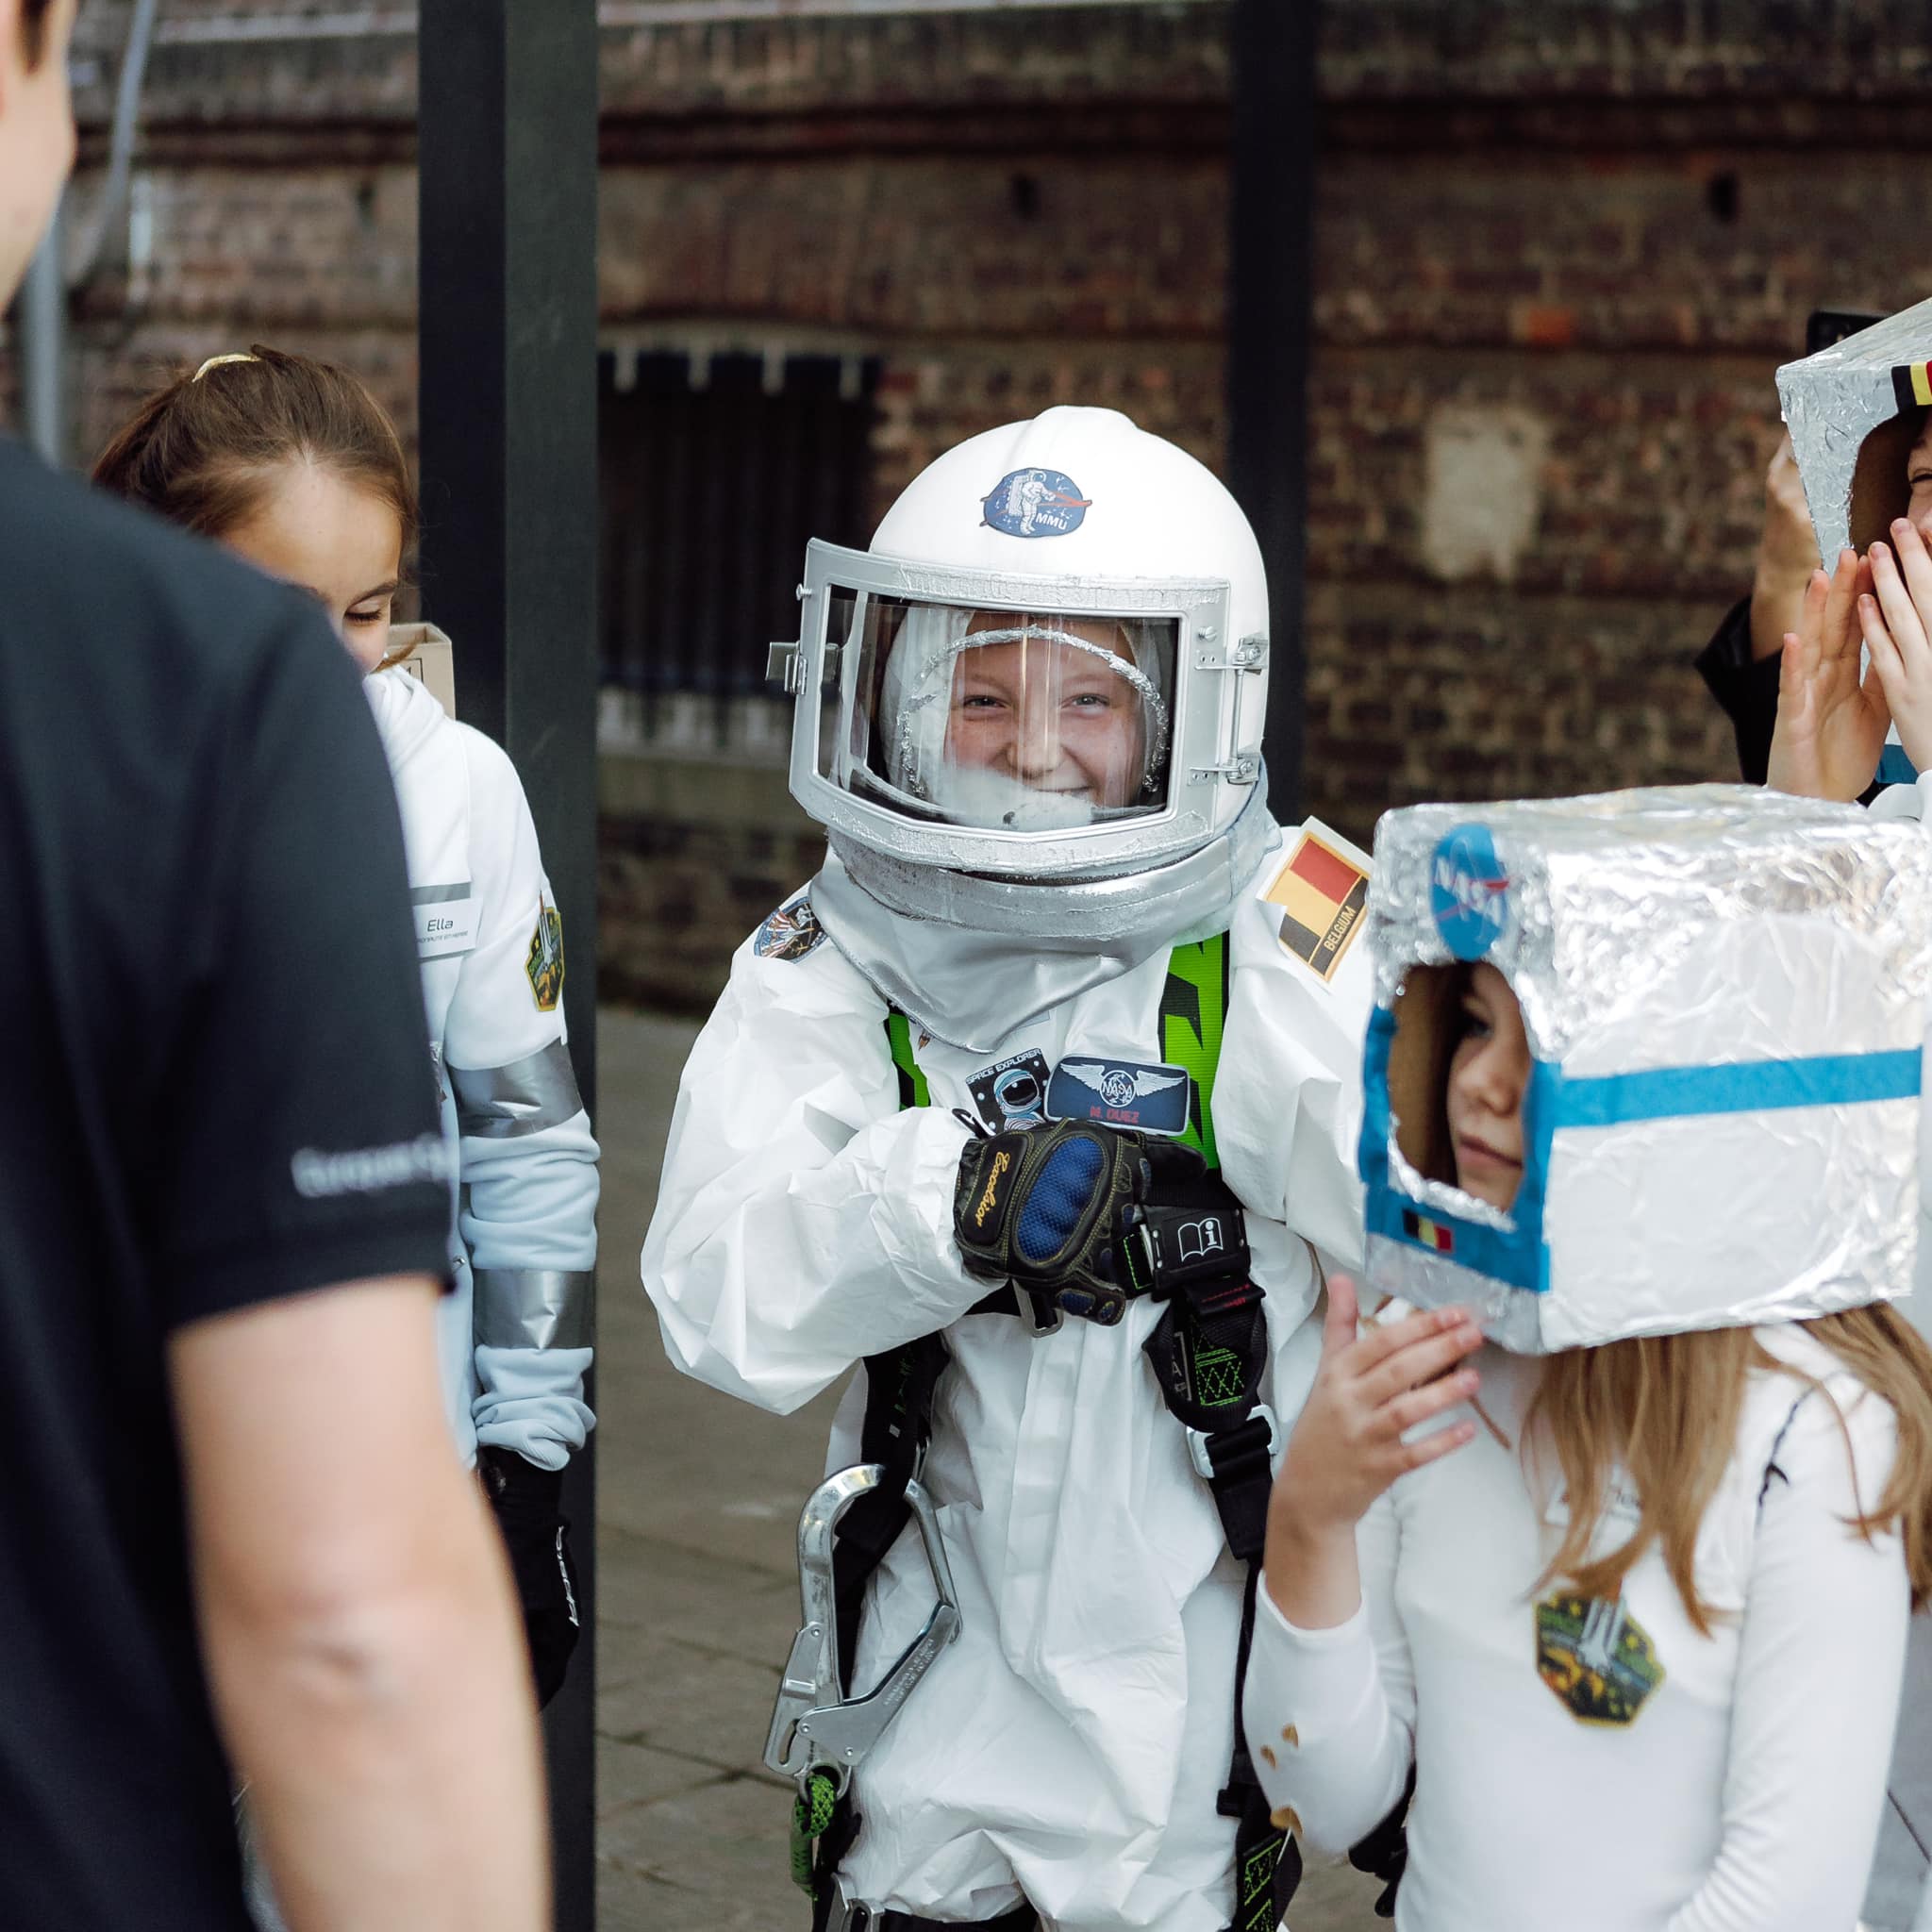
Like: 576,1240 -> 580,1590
93,350 -> 598,1715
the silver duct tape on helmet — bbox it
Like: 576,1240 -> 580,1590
1361,784 -> 1932,1352
1778,297 -> 1932,562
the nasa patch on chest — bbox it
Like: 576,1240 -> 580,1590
412,883 -> 478,960
1045,1057 -> 1191,1136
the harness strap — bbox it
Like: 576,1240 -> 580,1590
855,1904 -> 1039,1931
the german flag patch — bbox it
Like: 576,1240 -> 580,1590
1263,826 -> 1370,981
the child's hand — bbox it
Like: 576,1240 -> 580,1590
1274,1278 -> 1483,1534
1262,1278 -> 1481,1629
1860,520 -> 1932,773
1768,548 -> 1890,801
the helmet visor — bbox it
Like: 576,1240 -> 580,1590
821,590 -> 1177,833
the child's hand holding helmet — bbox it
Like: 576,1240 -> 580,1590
1767,547 -> 1889,800
1857,518 -> 1932,774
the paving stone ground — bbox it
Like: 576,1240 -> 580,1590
594,1006 -> 1385,1931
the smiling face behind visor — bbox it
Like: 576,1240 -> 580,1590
835,591 -> 1178,835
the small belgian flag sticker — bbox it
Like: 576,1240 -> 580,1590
1402,1208 -> 1455,1255
1265,829 -> 1370,982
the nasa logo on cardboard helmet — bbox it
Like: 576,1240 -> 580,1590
1429,824 -> 1511,961
979,467 -> 1093,539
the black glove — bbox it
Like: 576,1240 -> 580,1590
953,1119 -> 1212,1325
479,1446 -> 581,1709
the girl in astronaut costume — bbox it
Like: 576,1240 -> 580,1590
643,407 -> 1374,1930
1245,953 -> 1932,1930
93,350 -> 598,1712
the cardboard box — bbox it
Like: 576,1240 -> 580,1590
1359,786 -> 1931,1351
382,621 -> 456,716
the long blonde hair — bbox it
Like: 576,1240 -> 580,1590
1528,1302 -> 1932,1634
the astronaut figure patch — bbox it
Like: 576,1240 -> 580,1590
1535,1591 -> 1665,1727
1045,1057 -> 1191,1135
969,1050 -> 1052,1131
525,899 -> 565,1011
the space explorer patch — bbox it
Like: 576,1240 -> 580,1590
1045,1057 -> 1191,1135
968,1050 -> 1052,1131
1534,1591 -> 1664,1727
754,894 -> 825,962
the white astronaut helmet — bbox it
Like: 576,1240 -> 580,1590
773,407 -> 1274,937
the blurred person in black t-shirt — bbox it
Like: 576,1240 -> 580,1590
0,4 -> 548,1927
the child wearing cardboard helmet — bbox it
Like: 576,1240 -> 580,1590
1245,785 -> 1932,1931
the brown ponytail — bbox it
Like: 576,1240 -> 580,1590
92,344 -> 417,556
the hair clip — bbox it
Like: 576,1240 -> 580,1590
192,352 -> 260,382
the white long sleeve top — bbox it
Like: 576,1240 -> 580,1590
365,663 -> 598,1469
1243,1324 -> 1908,1932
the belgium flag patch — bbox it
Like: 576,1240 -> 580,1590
1263,826 -> 1370,981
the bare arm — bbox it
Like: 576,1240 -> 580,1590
171,1275 -> 549,1932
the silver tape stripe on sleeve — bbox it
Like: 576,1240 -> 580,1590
473,1268 -> 594,1351
449,1040 -> 585,1139
410,882 -> 473,905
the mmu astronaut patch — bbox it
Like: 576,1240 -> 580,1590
1535,1591 -> 1665,1727
525,899 -> 565,1011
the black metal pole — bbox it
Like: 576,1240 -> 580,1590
416,8 -> 600,1928
1228,0 -> 1318,822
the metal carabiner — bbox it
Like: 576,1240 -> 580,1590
762,1461 -> 962,1798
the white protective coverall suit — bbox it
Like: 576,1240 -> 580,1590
642,408 -> 1374,1929
365,648 -> 597,1468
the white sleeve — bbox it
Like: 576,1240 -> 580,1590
1216,850 -> 1374,1275
640,933 -> 985,1416
1865,773 -> 1932,822
442,732 -> 599,1467
1242,1491 -> 1413,1857
1668,1388 -> 1909,1932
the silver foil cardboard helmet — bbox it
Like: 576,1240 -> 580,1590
1359,786 -> 1932,1353
1778,298 -> 1932,565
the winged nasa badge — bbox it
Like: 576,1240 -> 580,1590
1045,1057 -> 1191,1135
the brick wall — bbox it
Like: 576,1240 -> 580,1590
9,1 -> 1932,1006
